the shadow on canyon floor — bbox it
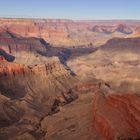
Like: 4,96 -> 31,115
0,48 -> 15,62
38,46 -> 97,76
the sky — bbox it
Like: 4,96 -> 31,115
0,0 -> 140,20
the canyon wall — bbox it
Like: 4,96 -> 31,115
0,18 -> 140,46
93,91 -> 140,140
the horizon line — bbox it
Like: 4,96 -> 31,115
0,15 -> 140,21
0,16 -> 140,21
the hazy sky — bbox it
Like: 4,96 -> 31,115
0,0 -> 140,20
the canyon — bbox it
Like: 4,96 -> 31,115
0,19 -> 140,47
0,18 -> 140,140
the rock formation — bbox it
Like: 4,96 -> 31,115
0,18 -> 139,46
0,19 -> 140,140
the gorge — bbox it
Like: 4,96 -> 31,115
0,18 -> 140,140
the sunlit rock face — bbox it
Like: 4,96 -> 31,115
93,91 -> 140,140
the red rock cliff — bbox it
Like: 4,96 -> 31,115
93,91 -> 140,140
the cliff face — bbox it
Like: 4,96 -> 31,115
0,36 -> 47,53
93,92 -> 140,140
0,30 -> 50,64
0,62 -> 27,76
0,59 -> 76,99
